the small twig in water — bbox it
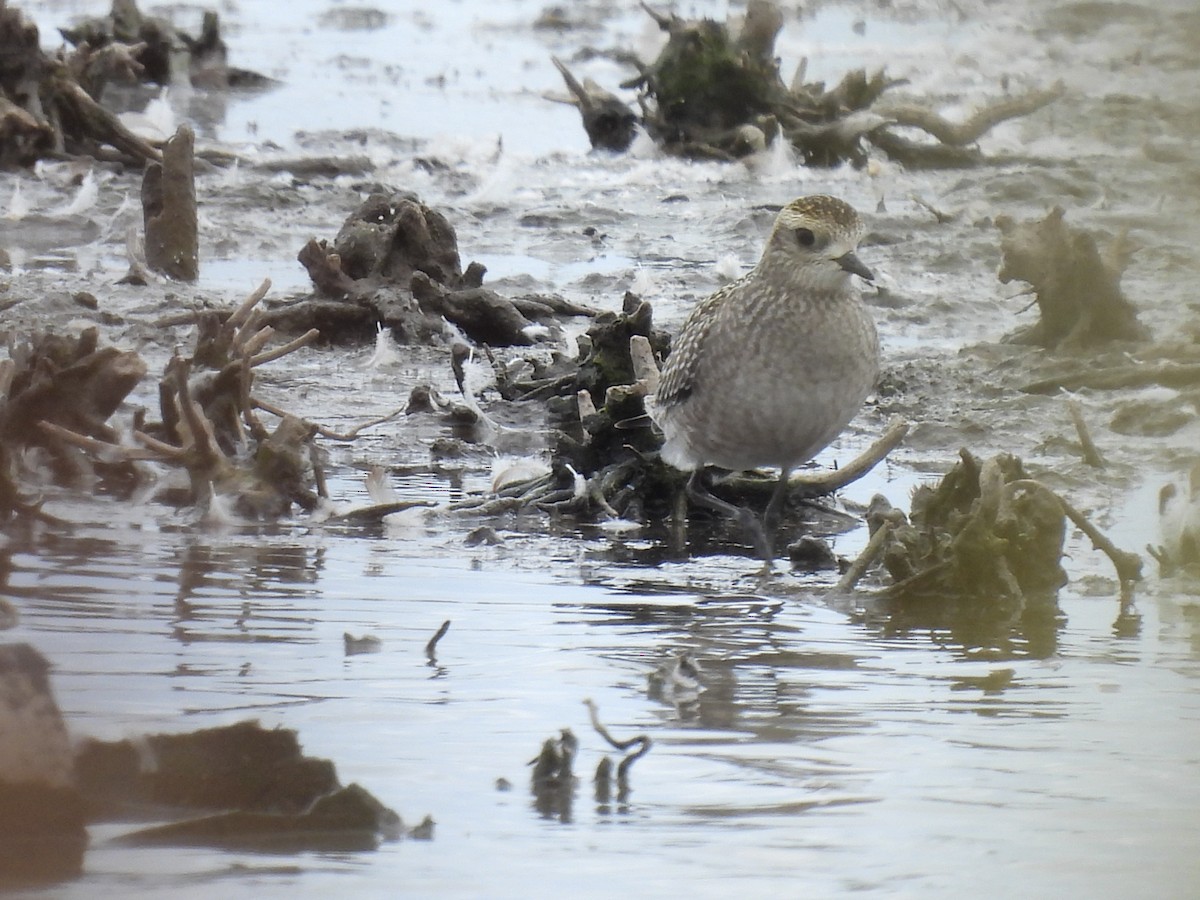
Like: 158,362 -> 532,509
1066,398 -> 1106,468
583,698 -> 651,783
910,195 -> 956,224
790,416 -> 909,495
1007,479 -> 1142,587
583,698 -> 646,752
833,520 -> 894,594
253,398 -> 405,441
426,620 -> 451,660
249,328 -> 320,367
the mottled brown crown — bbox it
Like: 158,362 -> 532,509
775,195 -> 865,241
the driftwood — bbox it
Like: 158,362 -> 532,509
997,206 -> 1148,348
75,720 -> 405,850
0,644 -> 85,884
552,0 -> 1062,166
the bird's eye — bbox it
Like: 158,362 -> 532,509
795,228 -> 816,247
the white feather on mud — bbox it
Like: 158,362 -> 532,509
5,180 -> 28,220
366,324 -> 403,368
713,253 -> 745,283
118,89 -> 177,143
199,484 -> 240,529
50,169 -> 98,217
491,456 -> 551,493
365,465 -> 399,505
630,266 -> 658,296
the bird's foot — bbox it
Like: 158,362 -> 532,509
733,507 -> 776,568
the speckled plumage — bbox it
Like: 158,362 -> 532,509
649,195 -> 879,477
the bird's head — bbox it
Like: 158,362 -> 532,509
765,195 -> 873,289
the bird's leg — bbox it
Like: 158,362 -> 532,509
763,466 -> 793,533
685,470 -> 775,564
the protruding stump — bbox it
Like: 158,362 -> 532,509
143,123 -> 198,281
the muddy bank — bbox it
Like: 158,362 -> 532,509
2,0 -> 1196,596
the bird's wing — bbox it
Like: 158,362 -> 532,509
655,280 -> 737,409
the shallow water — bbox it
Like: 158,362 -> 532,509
6,487 -> 1200,898
8,0 -> 1200,896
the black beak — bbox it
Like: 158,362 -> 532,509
837,250 -> 874,282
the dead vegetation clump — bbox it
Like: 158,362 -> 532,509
0,325 -> 146,523
0,281 -> 381,523
0,0 -> 270,168
551,0 -> 1063,166
838,449 -> 1142,621
444,291 -> 678,521
283,191 -> 596,346
59,0 -> 273,91
997,206 -> 1148,349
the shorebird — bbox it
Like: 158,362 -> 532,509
647,195 -> 880,562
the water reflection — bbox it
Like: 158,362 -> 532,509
164,539 -> 326,650
0,504 -> 1198,897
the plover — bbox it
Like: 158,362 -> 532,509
648,195 -> 879,561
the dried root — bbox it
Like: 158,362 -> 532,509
23,280 -> 393,522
